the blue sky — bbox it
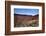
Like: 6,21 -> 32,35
14,8 -> 39,16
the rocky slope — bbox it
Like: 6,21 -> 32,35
14,14 -> 39,27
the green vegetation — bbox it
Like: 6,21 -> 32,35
14,20 -> 39,27
14,22 -> 39,27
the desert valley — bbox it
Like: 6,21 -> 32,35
14,14 -> 39,27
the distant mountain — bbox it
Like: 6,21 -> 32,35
14,14 -> 38,16
14,14 -> 39,19
14,14 -> 32,17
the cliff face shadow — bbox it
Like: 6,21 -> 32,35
14,14 -> 39,27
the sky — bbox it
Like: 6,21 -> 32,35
14,8 -> 39,16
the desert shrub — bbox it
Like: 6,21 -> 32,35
31,21 -> 39,27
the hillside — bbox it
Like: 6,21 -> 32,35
14,14 -> 39,27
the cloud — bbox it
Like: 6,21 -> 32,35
14,8 -> 39,16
